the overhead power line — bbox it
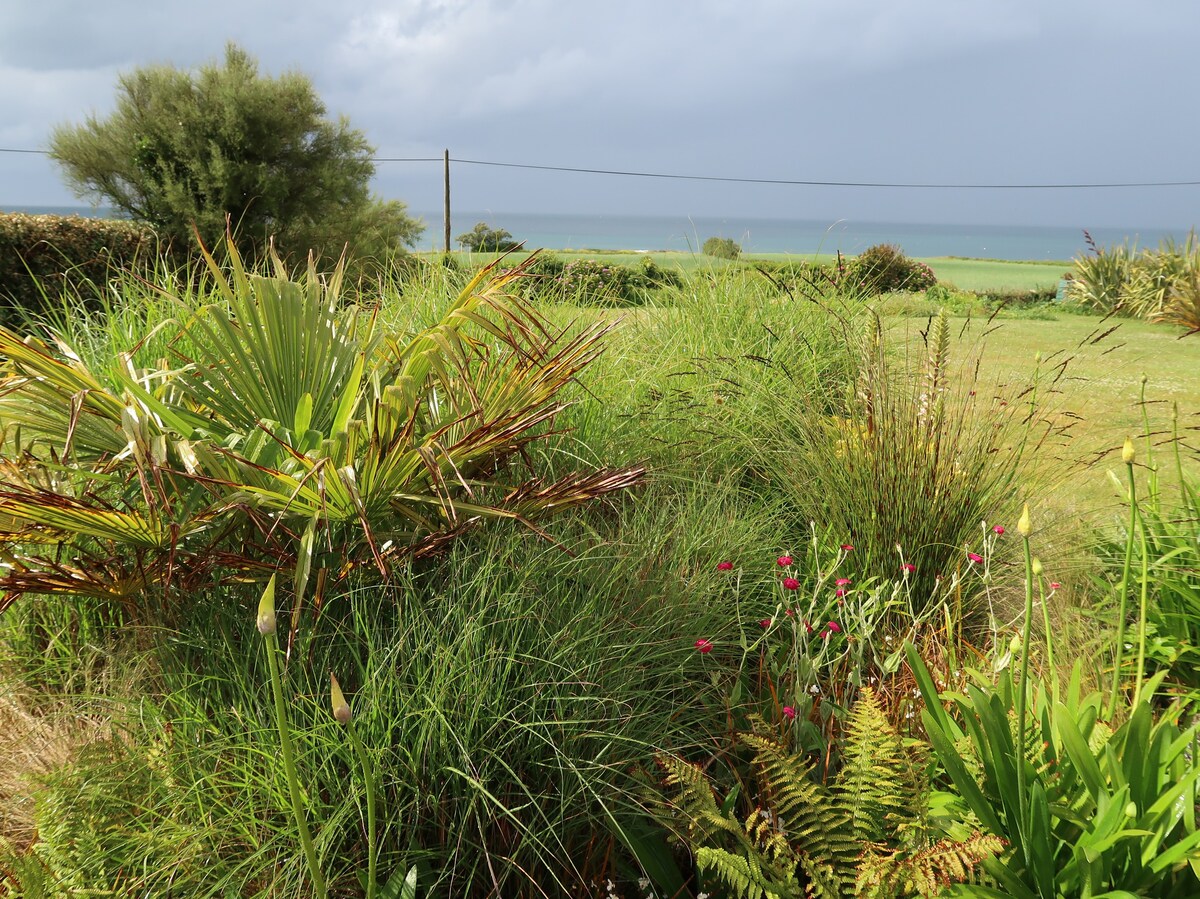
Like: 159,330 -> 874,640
5,145 -> 1200,190
447,157 -> 1200,190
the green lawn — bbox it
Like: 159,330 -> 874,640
917,257 -> 1073,292
891,310 -> 1199,518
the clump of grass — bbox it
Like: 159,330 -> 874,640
744,308 -> 1064,637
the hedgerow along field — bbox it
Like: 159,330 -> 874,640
1,241 -> 1199,898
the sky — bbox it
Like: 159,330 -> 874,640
2,0 -> 1199,232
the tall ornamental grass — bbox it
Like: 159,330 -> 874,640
741,308 -> 1063,636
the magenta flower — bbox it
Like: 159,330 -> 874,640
782,706 -> 797,720
835,588 -> 846,598
759,618 -> 771,628
827,621 -> 842,633
785,608 -> 795,617
1050,581 -> 1062,590
694,638 -> 713,654
777,555 -> 793,567
993,525 -> 1005,535
967,552 -> 984,564
902,562 -> 916,573
821,629 -> 832,640
804,620 -> 814,633
783,577 -> 800,591
835,577 -> 852,587
717,560 -> 734,571
840,544 -> 855,552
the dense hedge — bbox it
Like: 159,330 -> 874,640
0,213 -> 159,324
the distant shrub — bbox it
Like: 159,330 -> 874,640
638,255 -> 683,289
848,243 -> 937,294
556,259 -> 641,305
702,236 -> 741,260
1070,231 -> 1200,328
756,258 -> 848,295
519,254 -> 678,306
456,222 -> 522,253
0,213 -> 158,324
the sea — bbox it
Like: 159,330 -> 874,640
6,204 -> 1193,262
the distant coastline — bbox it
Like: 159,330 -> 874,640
4,204 -> 1193,262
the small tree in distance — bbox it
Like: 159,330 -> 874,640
456,222 -> 522,253
702,236 -> 741,260
49,43 -> 422,265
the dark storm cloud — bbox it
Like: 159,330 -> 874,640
2,0 -> 1198,227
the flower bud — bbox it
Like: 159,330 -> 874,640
330,673 -> 352,725
256,574 -> 277,635
1122,437 -> 1136,464
1032,557 -> 1044,576
1009,632 -> 1022,654
1017,504 -> 1031,537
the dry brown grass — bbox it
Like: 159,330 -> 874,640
0,675 -> 114,853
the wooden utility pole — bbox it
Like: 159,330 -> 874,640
443,149 -> 451,254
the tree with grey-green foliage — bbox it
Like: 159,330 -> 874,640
457,222 -> 522,253
48,43 -> 422,265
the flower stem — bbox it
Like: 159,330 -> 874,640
264,631 -> 327,899
1016,524 -> 1035,828
347,722 -> 378,899
1107,459 -> 1138,720
1133,511 -> 1151,708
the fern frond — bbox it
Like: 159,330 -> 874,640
740,731 -> 856,894
856,831 -> 1004,898
657,754 -> 746,845
835,686 -> 914,844
696,845 -> 797,899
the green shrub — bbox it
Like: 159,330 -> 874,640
702,236 -> 741,260
849,244 -> 937,295
0,213 -> 158,325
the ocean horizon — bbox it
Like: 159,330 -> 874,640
5,204 -> 1194,262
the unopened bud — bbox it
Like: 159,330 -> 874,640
1122,437 -> 1136,465
1017,504 -> 1031,537
256,574 -> 277,635
1009,633 -> 1022,654
1124,801 -> 1138,818
1032,557 -> 1044,576
330,673 -> 352,725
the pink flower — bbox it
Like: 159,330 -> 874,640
967,552 -> 984,564
821,629 -> 832,640
777,555 -> 793,567
759,618 -> 772,628
783,577 -> 800,591
717,561 -> 734,571
782,706 -> 796,720
827,621 -> 842,633
1050,582 -> 1061,590
694,639 -> 713,654
835,577 -> 852,587
804,620 -> 814,633
993,525 -> 1005,535
901,562 -> 916,573
785,608 -> 795,617
835,588 -> 846,598
840,544 -> 855,552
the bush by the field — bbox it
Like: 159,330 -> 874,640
702,236 -> 741,260
0,213 -> 158,324
849,243 -> 937,295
